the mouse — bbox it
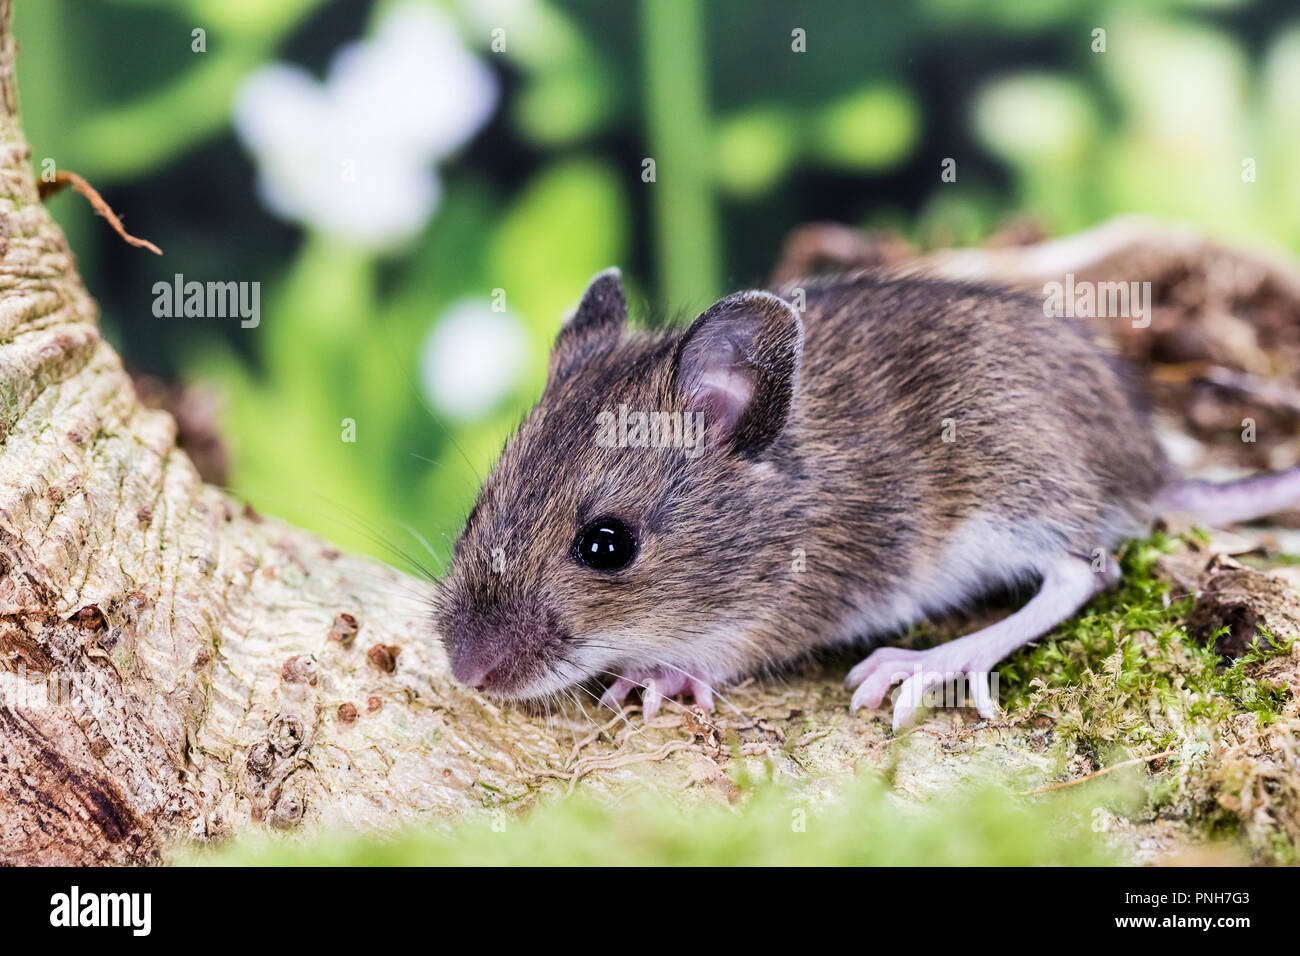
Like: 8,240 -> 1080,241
434,267 -> 1300,730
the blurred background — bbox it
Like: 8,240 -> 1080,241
17,0 -> 1300,565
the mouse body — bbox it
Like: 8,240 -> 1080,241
436,268 -> 1298,729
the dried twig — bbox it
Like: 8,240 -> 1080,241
1018,749 -> 1177,796
38,169 -> 162,255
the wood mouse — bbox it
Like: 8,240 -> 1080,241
435,268 -> 1298,730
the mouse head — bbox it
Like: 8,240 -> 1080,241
435,268 -> 803,701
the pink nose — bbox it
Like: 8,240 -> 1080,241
452,646 -> 508,691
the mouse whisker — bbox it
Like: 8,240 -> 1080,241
563,674 -> 649,742
394,519 -> 446,575
652,661 -> 744,717
553,679 -> 611,747
306,496 -> 444,584
592,668 -> 710,723
573,686 -> 645,744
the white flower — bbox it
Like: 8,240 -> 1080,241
234,2 -> 498,249
420,301 -> 529,421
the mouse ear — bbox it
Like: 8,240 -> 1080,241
674,291 -> 803,457
561,267 -> 627,338
550,268 -> 628,381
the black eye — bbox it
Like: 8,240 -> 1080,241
573,517 -> 637,571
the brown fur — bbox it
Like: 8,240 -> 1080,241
435,269 -> 1170,699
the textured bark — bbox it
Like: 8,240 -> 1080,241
3,3 -> 1300,865
0,0 -> 551,863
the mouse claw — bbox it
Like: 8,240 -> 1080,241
642,678 -> 664,720
599,677 -> 636,711
600,670 -> 719,719
967,670 -> 997,720
688,678 -> 713,712
848,644 -> 1003,731
891,670 -> 941,732
847,647 -> 921,712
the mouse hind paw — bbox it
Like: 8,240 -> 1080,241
848,558 -> 1106,731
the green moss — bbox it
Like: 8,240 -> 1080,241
1000,533 -> 1293,753
180,773 -> 1115,867
989,532 -> 1298,863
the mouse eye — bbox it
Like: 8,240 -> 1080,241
573,517 -> 637,572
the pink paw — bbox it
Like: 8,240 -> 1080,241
600,669 -> 715,719
846,644 -> 999,732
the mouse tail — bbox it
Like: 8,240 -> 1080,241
1156,467 -> 1300,526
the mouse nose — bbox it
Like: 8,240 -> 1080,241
469,664 -> 501,691
451,643 -> 509,691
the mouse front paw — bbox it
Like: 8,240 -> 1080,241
600,669 -> 716,719
846,644 -> 999,732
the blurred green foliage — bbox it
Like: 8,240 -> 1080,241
181,772 -> 1122,866
16,0 -> 1300,569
